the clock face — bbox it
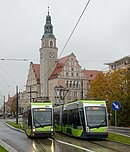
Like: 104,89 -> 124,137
49,52 -> 55,58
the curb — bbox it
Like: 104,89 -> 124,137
5,122 -> 24,133
0,139 -> 17,152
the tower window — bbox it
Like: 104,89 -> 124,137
50,41 -> 53,47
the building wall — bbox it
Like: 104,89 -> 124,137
48,53 -> 88,105
26,62 -> 40,101
106,56 -> 130,71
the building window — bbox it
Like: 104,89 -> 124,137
74,91 -> 77,98
70,81 -> 72,88
50,41 -> 53,47
73,81 -> 75,88
80,91 -> 83,99
66,81 -> 69,88
76,81 -> 79,88
86,83 -> 89,90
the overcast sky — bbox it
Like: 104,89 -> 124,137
0,0 -> 130,98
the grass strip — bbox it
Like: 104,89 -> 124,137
0,145 -> 8,152
108,132 -> 130,145
5,122 -> 130,145
6,121 -> 23,130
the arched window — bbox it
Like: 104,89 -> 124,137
50,41 -> 53,47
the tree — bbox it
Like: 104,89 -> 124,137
88,68 -> 130,126
10,96 -> 16,116
126,65 -> 130,95
88,72 -> 108,100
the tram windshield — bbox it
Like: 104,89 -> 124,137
85,106 -> 107,128
33,108 -> 52,128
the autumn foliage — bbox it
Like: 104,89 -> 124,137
88,67 -> 130,127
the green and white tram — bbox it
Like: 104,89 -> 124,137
54,100 -> 108,139
22,102 -> 53,138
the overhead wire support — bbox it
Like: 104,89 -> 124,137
0,58 -> 28,61
59,0 -> 91,58
0,58 -> 39,62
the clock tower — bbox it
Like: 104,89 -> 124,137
39,8 -> 58,98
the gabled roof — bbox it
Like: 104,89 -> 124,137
30,62 -> 40,83
33,64 -> 40,83
83,70 -> 101,81
49,55 -> 69,80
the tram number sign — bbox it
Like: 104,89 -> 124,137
112,101 -> 120,110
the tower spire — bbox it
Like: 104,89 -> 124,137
44,7 -> 54,38
40,8 -> 58,98
48,6 -> 49,15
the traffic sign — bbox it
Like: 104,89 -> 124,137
112,101 -> 120,110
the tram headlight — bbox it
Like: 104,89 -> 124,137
51,128 -> 53,131
86,127 -> 89,132
32,127 -> 35,132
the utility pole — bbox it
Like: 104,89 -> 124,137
28,85 -> 37,102
16,85 -> 19,124
59,88 -> 69,105
3,96 -> 5,120
81,79 -> 84,99
30,86 -> 32,102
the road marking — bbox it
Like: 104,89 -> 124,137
49,138 -> 94,152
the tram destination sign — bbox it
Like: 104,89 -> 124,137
112,101 -> 120,110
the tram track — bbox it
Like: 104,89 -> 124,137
88,139 -> 122,152
32,139 -> 47,152
52,133 -> 129,152
31,135 -> 130,152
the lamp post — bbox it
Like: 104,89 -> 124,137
16,85 -> 19,125
81,79 -> 83,99
3,96 -> 5,120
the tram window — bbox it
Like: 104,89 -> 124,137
85,106 -> 107,127
33,110 -> 52,125
74,111 -> 80,127
68,110 -> 72,125
63,112 -> 67,126
28,110 -> 32,126
54,112 -> 60,125
63,108 -> 85,128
